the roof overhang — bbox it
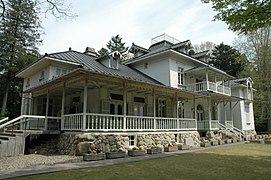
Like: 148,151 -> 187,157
17,56 -> 80,78
24,68 -> 198,99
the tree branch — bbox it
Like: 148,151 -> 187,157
0,0 -> 5,17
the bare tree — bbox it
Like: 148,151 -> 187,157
193,41 -> 216,53
0,0 -> 77,19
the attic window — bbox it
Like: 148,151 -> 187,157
39,71 -> 45,81
26,78 -> 30,87
144,63 -> 148,69
110,58 -> 118,69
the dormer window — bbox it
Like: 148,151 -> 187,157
109,57 -> 118,69
26,78 -> 30,88
39,71 -> 45,81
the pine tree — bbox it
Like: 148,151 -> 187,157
210,43 -> 247,77
97,47 -> 109,57
0,0 -> 41,117
106,34 -> 128,54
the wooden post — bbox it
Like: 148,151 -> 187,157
230,101 -> 233,129
45,90 -> 49,131
83,79 -> 88,131
123,82 -> 127,131
176,92 -> 179,130
205,69 -> 209,90
61,83 -> 65,130
153,88 -> 156,130
194,95 -> 197,130
208,96 -> 212,130
224,102 -> 227,126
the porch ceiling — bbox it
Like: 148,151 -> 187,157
208,93 -> 242,103
185,66 -> 233,81
29,68 -> 196,99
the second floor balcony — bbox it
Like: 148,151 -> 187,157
186,81 -> 231,96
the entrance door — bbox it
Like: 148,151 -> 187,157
134,104 -> 144,116
110,103 -> 123,115
197,105 -> 204,121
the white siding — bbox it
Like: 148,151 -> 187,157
132,58 -> 170,86
169,56 -> 201,88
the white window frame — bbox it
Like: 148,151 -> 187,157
110,58 -> 118,69
178,67 -> 184,85
25,78 -> 30,88
39,71 -> 45,81
128,135 -> 136,147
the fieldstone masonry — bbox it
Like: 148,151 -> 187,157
35,131 -> 201,155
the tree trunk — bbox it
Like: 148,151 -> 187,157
1,83 -> 9,115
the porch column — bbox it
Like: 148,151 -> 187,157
193,96 -> 196,119
45,90 -> 49,130
176,92 -> 179,130
61,83 -> 65,130
208,96 -> 212,130
27,93 -> 33,115
82,79 -> 88,131
224,102 -> 227,126
123,82 -> 127,131
214,73 -> 217,92
205,69 -> 209,90
230,101 -> 233,127
153,89 -> 156,130
193,95 -> 197,130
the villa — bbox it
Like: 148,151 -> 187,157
0,34 -> 256,156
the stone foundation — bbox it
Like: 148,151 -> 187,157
32,131 -> 201,155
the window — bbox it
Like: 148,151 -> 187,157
178,101 -> 185,118
144,63 -> 148,69
128,135 -> 136,146
245,103 -> 250,124
56,68 -> 61,76
25,78 -> 30,87
39,71 -> 45,81
174,134 -> 179,143
158,99 -> 166,117
178,67 -> 184,85
110,93 -> 123,101
134,97 -> 145,103
110,58 -> 118,69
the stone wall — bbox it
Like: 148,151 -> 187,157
33,131 -> 201,155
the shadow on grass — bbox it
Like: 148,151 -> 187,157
13,144 -> 271,180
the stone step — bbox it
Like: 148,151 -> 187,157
0,136 -> 10,141
0,133 -> 16,137
5,130 -> 24,134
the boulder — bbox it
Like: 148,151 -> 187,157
76,142 -> 90,155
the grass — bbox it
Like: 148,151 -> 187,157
14,144 -> 271,180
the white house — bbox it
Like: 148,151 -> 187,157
0,34 -> 256,156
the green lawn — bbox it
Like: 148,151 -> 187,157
14,144 -> 271,180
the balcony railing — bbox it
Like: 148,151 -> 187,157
197,120 -> 219,130
62,113 -> 197,132
186,81 -> 231,96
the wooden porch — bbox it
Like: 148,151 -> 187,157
186,81 -> 231,96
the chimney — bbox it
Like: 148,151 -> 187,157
84,47 -> 98,57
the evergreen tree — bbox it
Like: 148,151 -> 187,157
210,43 -> 247,77
0,0 -> 41,117
106,34 -> 128,54
97,47 -> 109,57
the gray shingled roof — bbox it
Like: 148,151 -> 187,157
47,50 -> 162,85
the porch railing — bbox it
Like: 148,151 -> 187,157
186,81 -> 231,96
0,115 -> 61,131
225,121 -> 233,130
62,113 -> 197,131
197,120 -> 219,130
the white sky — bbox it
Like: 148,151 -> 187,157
39,0 -> 237,54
